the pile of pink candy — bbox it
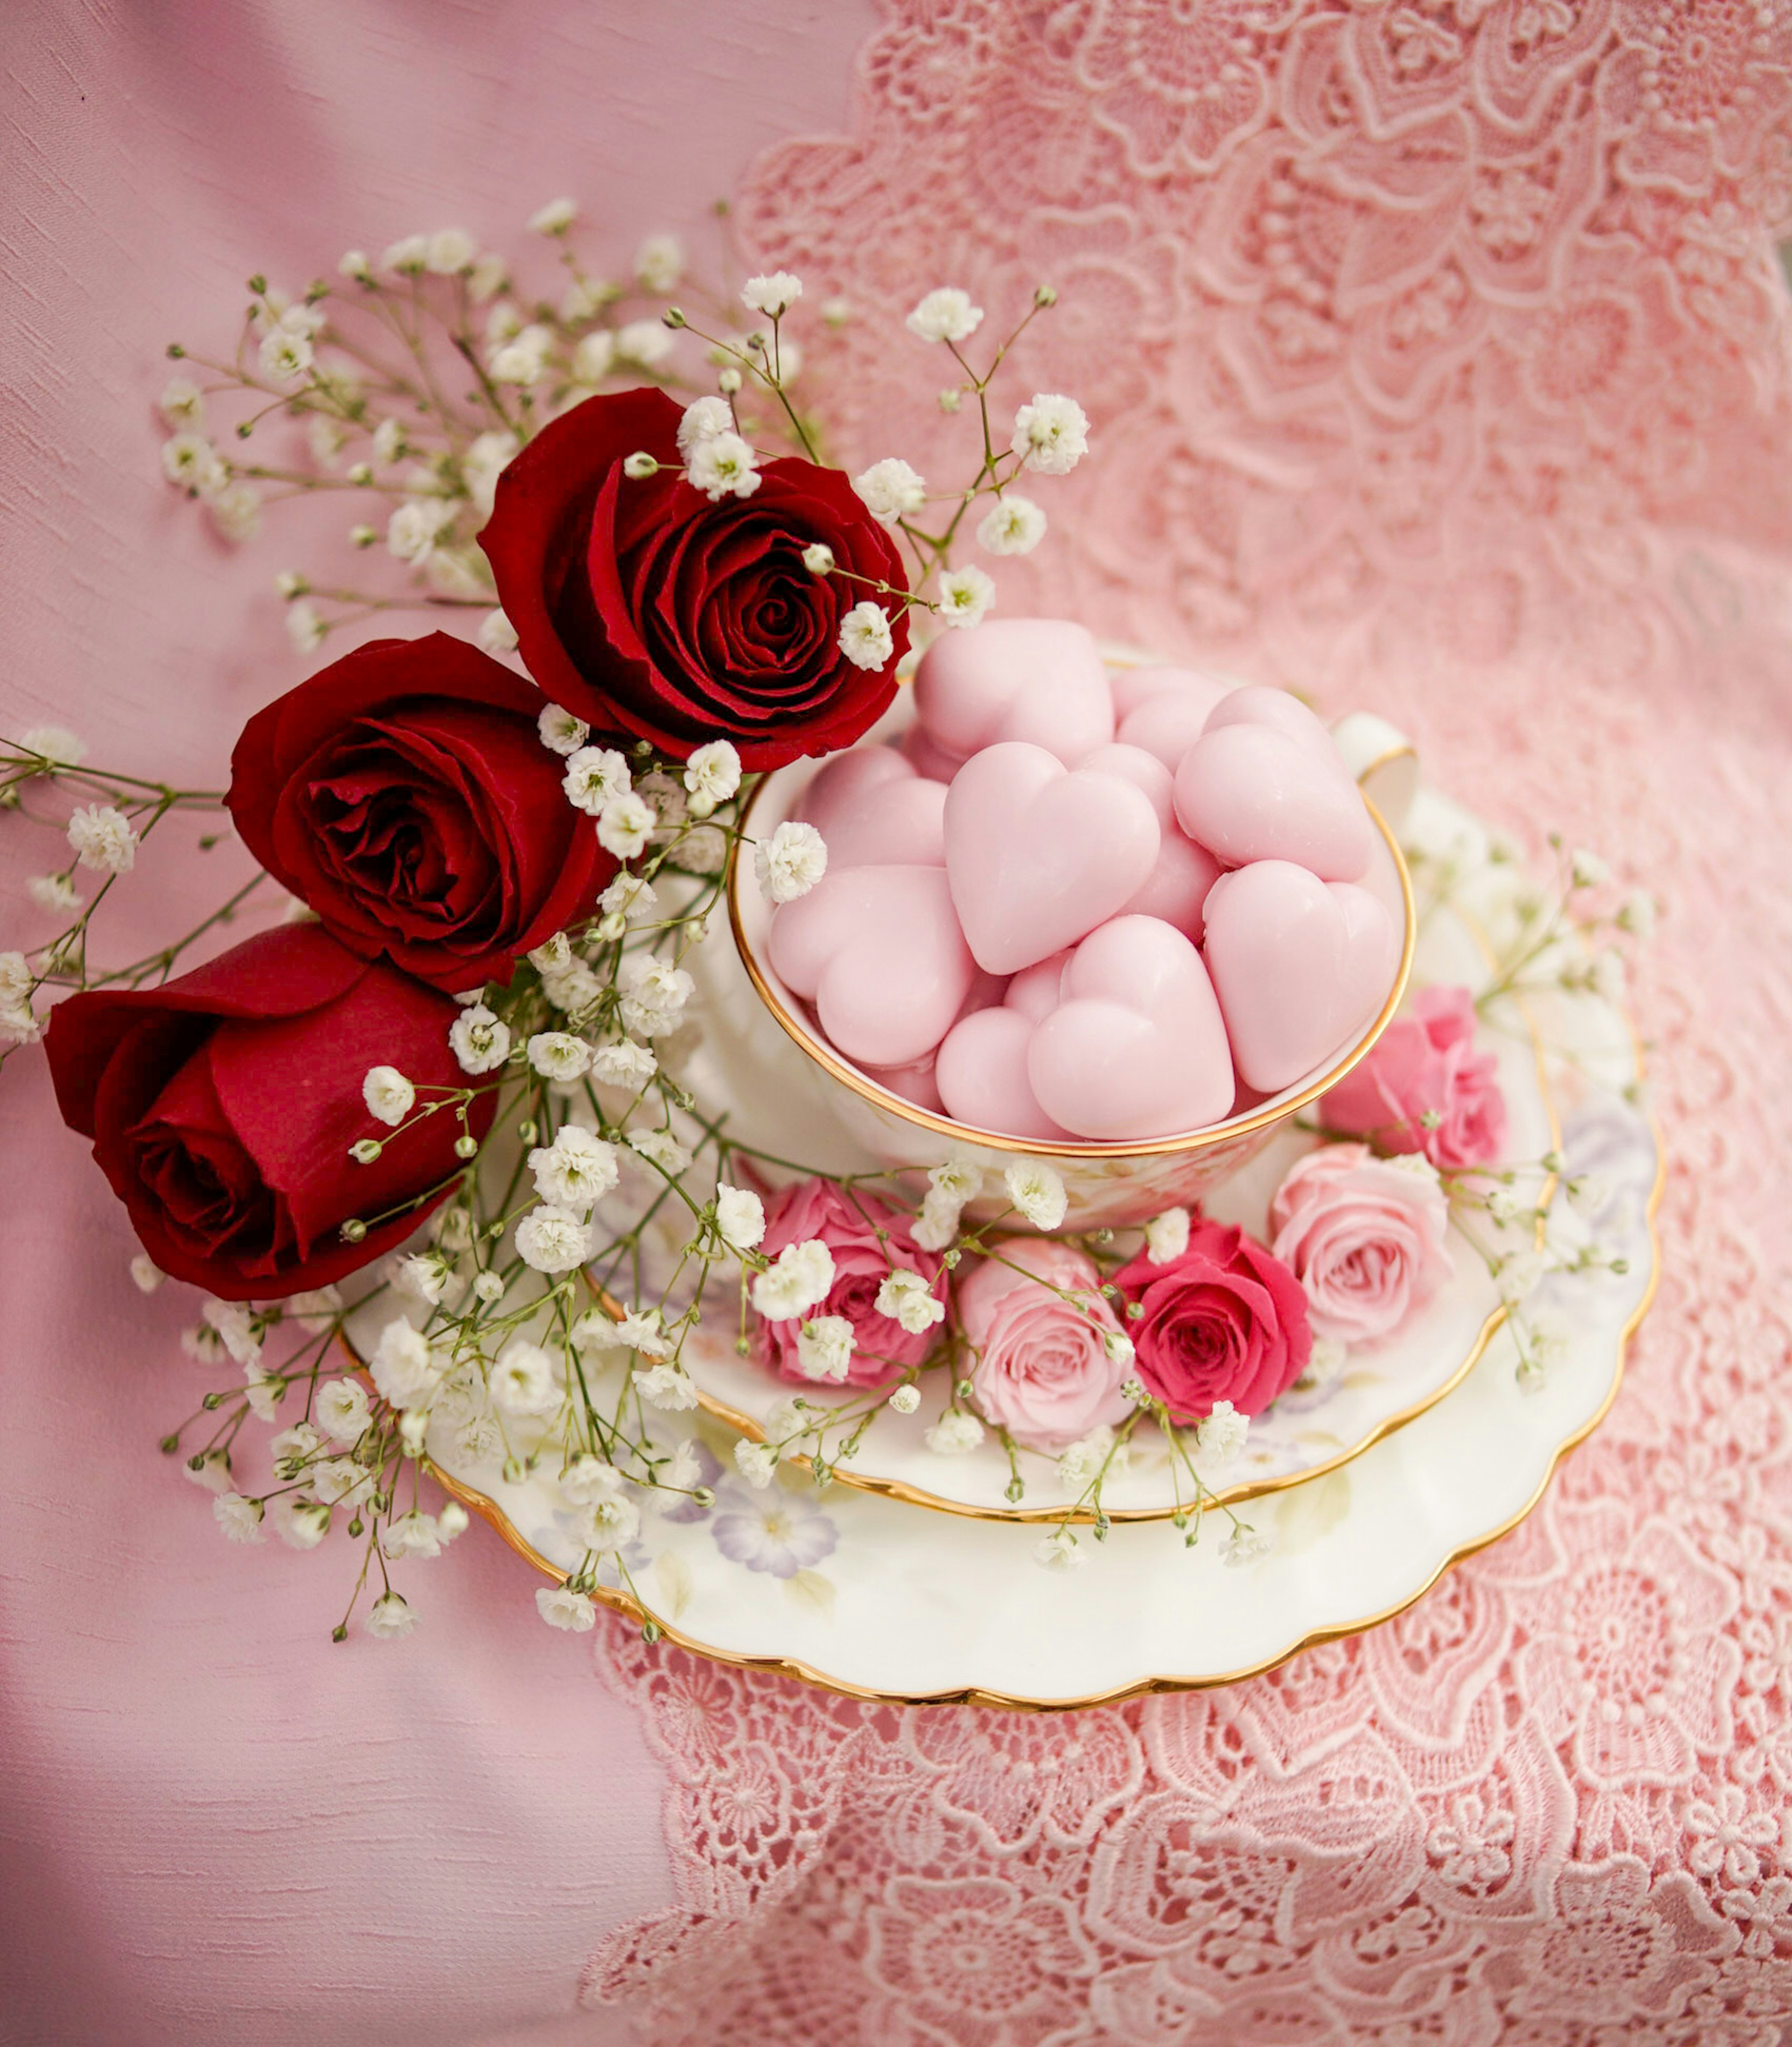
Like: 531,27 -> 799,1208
766,619 -> 1400,1143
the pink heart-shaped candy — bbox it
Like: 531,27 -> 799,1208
1203,685 -> 1351,776
824,777 -> 948,869
915,619 -> 1114,766
1174,722 -> 1375,881
1116,671 -> 1232,770
1109,663 -> 1233,722
1078,742 -> 1174,825
797,744 -> 914,833
944,742 -> 1161,975
1121,828 -> 1223,942
902,723 -> 969,784
863,1052 -> 947,1115
767,864 -> 975,1069
936,1007 -> 1072,1140
1005,949 -> 1071,1022
1202,860 -> 1399,1094
1028,915 -> 1236,1140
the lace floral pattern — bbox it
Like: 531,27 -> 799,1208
583,0 -> 1791,2035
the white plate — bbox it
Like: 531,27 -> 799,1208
410,790 -> 1661,1707
674,886 -> 1551,1521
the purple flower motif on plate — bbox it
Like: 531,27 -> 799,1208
711,1483 -> 839,1580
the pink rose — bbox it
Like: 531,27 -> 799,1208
1113,1218 -> 1311,1423
1319,984 -> 1507,1171
958,1239 -> 1134,1452
1268,1143 -> 1455,1346
756,1179 -> 944,1388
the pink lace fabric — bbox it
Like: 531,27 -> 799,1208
584,3 -> 1792,2037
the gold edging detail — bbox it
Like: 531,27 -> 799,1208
424,1101 -> 1659,1713
724,779 -> 1417,1162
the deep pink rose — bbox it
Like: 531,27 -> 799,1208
1269,1143 -> 1455,1346
1113,1217 -> 1311,1422
957,1238 -> 1134,1452
1320,984 -> 1507,1171
755,1179 -> 944,1388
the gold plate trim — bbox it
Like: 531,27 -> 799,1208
425,1102 -> 1661,1712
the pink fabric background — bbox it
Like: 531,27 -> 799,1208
0,5 -> 874,2042
4,0 -> 1790,2042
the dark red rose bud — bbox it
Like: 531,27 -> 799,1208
227,632 -> 611,993
482,386 -> 909,769
44,924 -> 494,1299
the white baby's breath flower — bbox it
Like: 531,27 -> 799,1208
1220,1524 -> 1269,1568
1143,1208 -> 1190,1265
538,1584 -> 597,1631
755,819 -> 828,903
1496,1249 -> 1545,1304
677,396 -> 734,456
382,1509 -> 444,1560
213,1493 -> 266,1544
364,1593 -> 417,1639
387,497 -> 454,564
1005,1161 -> 1068,1231
0,1001 -> 40,1047
425,227 -> 475,274
490,1339 -> 561,1417
888,1383 -> 921,1414
284,599 -> 326,655
597,791 -> 658,861
617,954 -> 694,1038
1304,1335 -> 1347,1387
801,541 -> 834,575
1011,393 -> 1090,475
20,725 -> 86,767
615,319 -> 674,368
490,324 -> 553,385
634,232 -> 684,291
683,740 -> 742,808
559,1454 -> 623,1505
390,1253 -> 447,1306
628,1126 -> 691,1176
67,805 -> 137,874
1036,1528 -> 1087,1571
715,1184 -> 766,1251
930,1157 -> 984,1204
181,1321 -> 226,1366
270,1497 -> 332,1550
183,1449 -> 232,1494
201,1297 -> 261,1367
316,1377 -> 371,1444
572,329 -> 616,384
591,1039 -> 657,1088
161,432 -> 224,492
600,872 -> 661,922
1102,1329 -> 1135,1367
925,1410 -> 985,1455
467,252 -> 508,302
526,1032 -> 594,1086
660,1441 -> 702,1493
535,708 -> 591,762
1196,1400 -> 1248,1465
875,1268 -> 945,1335
1617,890 -> 1656,938
209,483 -> 261,541
514,1205 -> 593,1275
338,248 -> 371,281
1570,848 -> 1610,889
258,328 -> 313,382
751,1239 -> 836,1320
1592,948 -> 1626,1004
853,457 -> 926,525
371,418 -> 407,465
978,494 -> 1047,556
158,376 -> 204,426
449,1004 -> 510,1075
936,564 -> 995,629
370,1318 -> 444,1409
1567,1172 -> 1613,1219
362,1065 -> 415,1127
28,874 -> 80,913
735,1440 -> 777,1489
469,609 -> 518,661
905,287 -> 983,343
128,1252 -> 164,1294
462,428 -> 517,516
794,1314 -> 856,1383
633,1363 -> 699,1410
471,1270 -> 504,1304
742,271 -> 802,317
837,602 -> 895,673
529,196 -> 578,236
383,234 -> 429,274
686,430 -> 761,502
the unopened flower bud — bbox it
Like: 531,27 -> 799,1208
1034,284 -> 1058,307
661,307 -> 687,329
350,523 -> 377,547
801,542 -> 835,576
596,911 -> 627,941
623,452 -> 659,479
349,1138 -> 383,1164
451,1132 -> 480,1160
340,1218 -> 367,1243
718,367 -> 743,394
348,462 -> 372,485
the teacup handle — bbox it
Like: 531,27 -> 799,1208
1330,712 -> 1419,833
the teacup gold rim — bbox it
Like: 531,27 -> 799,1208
725,771 -> 1419,1161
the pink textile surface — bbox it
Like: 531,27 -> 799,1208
2,5 -> 1789,2047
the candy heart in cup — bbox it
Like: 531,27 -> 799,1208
1202,860 -> 1400,1094
1114,667 -> 1233,769
766,864 -> 975,1069
914,618 -> 1114,766
1027,914 -> 1237,1140
1174,720 -> 1375,881
943,741 -> 1162,975
935,1006 -> 1072,1140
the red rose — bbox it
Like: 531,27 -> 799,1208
1319,984 -> 1508,1171
1113,1218 -> 1312,1422
227,632 -> 611,993
482,387 -> 909,768
43,924 -> 492,1299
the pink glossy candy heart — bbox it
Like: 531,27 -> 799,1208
1109,663 -> 1233,722
863,1052 -> 947,1115
1174,722 -> 1375,882
1203,684 -> 1351,775
902,723 -> 969,784
824,777 -> 948,869
915,618 -> 1114,766
936,1007 -> 1072,1140
1080,743 -> 1221,939
767,864 -> 975,1069
1028,915 -> 1236,1140
1202,860 -> 1399,1094
944,742 -> 1162,975
797,744 -> 914,830
1116,670 -> 1233,770
1005,949 -> 1071,1022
